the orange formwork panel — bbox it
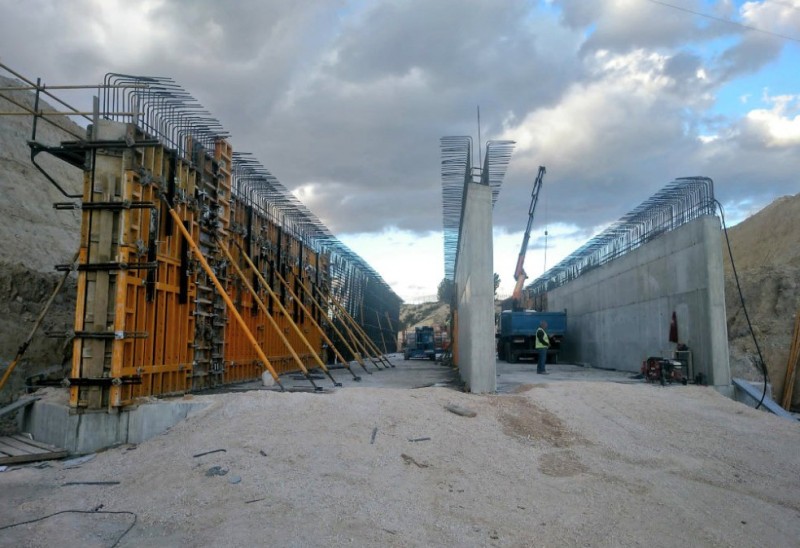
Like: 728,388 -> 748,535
222,195 -> 326,379
70,127 -> 197,408
69,119 -> 335,409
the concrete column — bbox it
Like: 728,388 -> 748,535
702,216 -> 731,390
454,183 -> 495,393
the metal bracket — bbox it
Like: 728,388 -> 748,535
77,261 -> 159,272
74,331 -> 149,340
65,376 -> 142,387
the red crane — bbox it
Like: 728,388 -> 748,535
512,166 -> 546,310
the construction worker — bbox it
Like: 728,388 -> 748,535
535,320 -> 550,374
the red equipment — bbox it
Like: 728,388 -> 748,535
641,357 -> 688,386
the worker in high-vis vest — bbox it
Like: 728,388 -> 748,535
535,320 -> 550,374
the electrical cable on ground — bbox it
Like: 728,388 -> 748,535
0,508 -> 137,548
714,198 -> 769,409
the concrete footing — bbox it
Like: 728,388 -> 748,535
18,398 -> 210,454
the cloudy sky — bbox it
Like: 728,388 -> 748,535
1,0 -> 798,300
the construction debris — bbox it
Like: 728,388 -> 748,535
192,449 -> 226,458
445,404 -> 477,417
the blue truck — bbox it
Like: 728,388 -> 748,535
403,326 -> 437,361
497,310 -> 567,364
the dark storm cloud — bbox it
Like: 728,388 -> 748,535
0,0 -> 797,240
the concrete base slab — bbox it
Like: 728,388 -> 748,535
18,398 -> 210,455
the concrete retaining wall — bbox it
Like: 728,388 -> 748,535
549,215 -> 731,388
455,183 -> 496,393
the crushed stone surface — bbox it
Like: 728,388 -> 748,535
1,381 -> 799,546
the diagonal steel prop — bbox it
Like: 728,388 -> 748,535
160,197 -> 284,391
216,238 -> 329,390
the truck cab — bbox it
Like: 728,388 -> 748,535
497,310 -> 567,364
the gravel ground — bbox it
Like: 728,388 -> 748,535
1,363 -> 799,547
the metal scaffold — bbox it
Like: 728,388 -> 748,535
0,64 -> 400,408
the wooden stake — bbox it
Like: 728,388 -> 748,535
781,312 -> 800,410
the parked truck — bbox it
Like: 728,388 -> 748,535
403,326 -> 437,361
497,310 -> 567,364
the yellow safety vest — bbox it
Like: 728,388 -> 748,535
535,328 -> 549,349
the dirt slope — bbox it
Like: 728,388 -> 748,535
0,76 -> 82,401
0,75 -> 83,270
723,192 -> 800,407
399,301 -> 449,329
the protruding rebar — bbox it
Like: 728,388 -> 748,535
527,177 -> 716,295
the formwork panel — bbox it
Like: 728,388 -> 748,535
63,107 -> 395,409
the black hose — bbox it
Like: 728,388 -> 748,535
715,199 -> 769,409
0,508 -> 137,548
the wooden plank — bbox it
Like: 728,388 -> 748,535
781,312 -> 800,410
0,449 -> 69,465
0,396 -> 41,419
0,435 -> 68,465
9,434 -> 61,452
0,439 -> 31,456
0,436 -> 44,455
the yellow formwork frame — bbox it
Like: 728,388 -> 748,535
217,238 -> 334,389
316,286 -> 393,368
163,202 -> 284,389
248,246 -> 363,380
334,293 -> 393,366
293,273 -> 372,374
313,285 -> 382,369
375,311 -> 388,354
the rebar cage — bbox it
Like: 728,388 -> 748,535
526,177 -> 716,298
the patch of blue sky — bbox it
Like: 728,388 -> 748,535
711,42 -> 800,118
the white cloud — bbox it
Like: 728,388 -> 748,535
744,92 -> 800,146
339,228 -> 444,301
1,0 -> 798,299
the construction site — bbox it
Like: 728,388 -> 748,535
1,59 -> 799,547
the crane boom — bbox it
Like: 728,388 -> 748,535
512,166 -> 546,308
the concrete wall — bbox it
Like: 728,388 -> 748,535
549,215 -> 731,389
20,399 -> 209,454
455,183 -> 496,393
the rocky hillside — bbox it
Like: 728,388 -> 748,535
0,76 -> 83,402
399,301 -> 449,331
723,193 -> 800,407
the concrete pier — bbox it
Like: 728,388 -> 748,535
454,182 -> 496,393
